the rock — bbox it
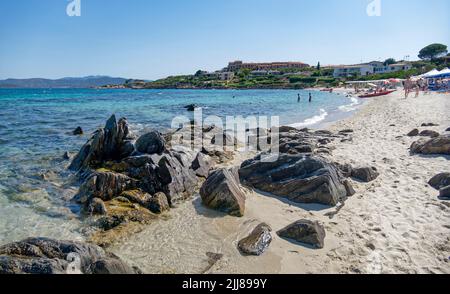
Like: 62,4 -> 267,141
279,126 -> 298,133
120,190 -> 151,206
87,198 -> 107,215
446,127 -> 450,132
238,223 -> 272,256
200,168 -> 246,217
420,130 -> 440,138
407,129 -> 419,137
0,237 -> 138,274
428,173 -> 450,190
343,180 -> 356,196
410,135 -> 450,155
135,131 -> 165,155
69,115 -> 133,171
277,220 -> 326,249
421,123 -> 439,127
184,104 -> 198,112
335,163 -> 353,178
339,129 -> 354,134
239,154 -> 348,206
63,151 -> 71,160
73,126 -> 83,135
97,215 -> 125,231
191,153 -> 213,178
74,171 -> 137,204
147,192 -> 170,214
351,167 -> 379,182
439,186 -> 450,199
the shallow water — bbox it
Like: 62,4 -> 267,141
0,88 -> 360,247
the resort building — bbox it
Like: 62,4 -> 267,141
226,60 -> 309,72
333,61 -> 412,78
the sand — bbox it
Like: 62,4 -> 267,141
112,90 -> 450,274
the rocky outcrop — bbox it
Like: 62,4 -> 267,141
239,154 -> 350,206
69,115 -> 134,171
351,167 -> 380,182
74,171 -> 137,205
238,223 -> 272,256
200,168 -> 246,217
277,220 -> 326,249
135,131 -> 165,155
410,135 -> 450,155
0,238 -> 139,274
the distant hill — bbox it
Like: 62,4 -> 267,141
0,76 -> 128,88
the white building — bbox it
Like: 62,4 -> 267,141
333,61 -> 412,78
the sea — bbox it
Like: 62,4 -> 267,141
0,88 -> 362,270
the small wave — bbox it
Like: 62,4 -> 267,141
339,96 -> 360,112
289,109 -> 328,128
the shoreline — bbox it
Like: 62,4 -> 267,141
109,90 -> 450,274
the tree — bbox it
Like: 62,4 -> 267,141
384,58 -> 396,66
418,43 -> 448,60
316,62 -> 321,70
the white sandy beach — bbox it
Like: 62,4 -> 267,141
111,90 -> 450,274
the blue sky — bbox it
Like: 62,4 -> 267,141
0,0 -> 449,79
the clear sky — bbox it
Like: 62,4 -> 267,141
0,0 -> 449,80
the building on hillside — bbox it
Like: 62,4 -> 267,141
226,60 -> 309,72
219,72 -> 235,81
333,61 -> 412,78
250,70 -> 282,76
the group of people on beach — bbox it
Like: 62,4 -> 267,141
403,78 -> 428,99
297,93 -> 312,103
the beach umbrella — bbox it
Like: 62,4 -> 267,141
422,69 -> 440,78
436,68 -> 450,77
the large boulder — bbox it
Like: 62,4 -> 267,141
238,223 -> 272,256
0,238 -> 139,274
277,220 -> 326,249
200,168 -> 246,217
69,115 -> 134,171
239,154 -> 349,206
135,131 -> 165,155
410,135 -> 450,155
351,167 -> 379,182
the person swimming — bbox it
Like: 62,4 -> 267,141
309,93 -> 312,103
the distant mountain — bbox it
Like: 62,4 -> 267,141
0,76 -> 128,88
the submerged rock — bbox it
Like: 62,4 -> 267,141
0,237 -> 138,274
238,223 -> 272,256
351,167 -> 380,182
88,198 -> 108,215
277,220 -> 326,249
410,135 -> 450,155
239,154 -> 349,206
200,168 -> 246,217
184,104 -> 198,112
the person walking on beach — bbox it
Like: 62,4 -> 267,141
309,93 -> 312,103
404,78 -> 412,99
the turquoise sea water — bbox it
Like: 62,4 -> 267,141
0,88 -> 361,244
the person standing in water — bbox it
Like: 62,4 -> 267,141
297,94 -> 301,102
309,93 -> 312,103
